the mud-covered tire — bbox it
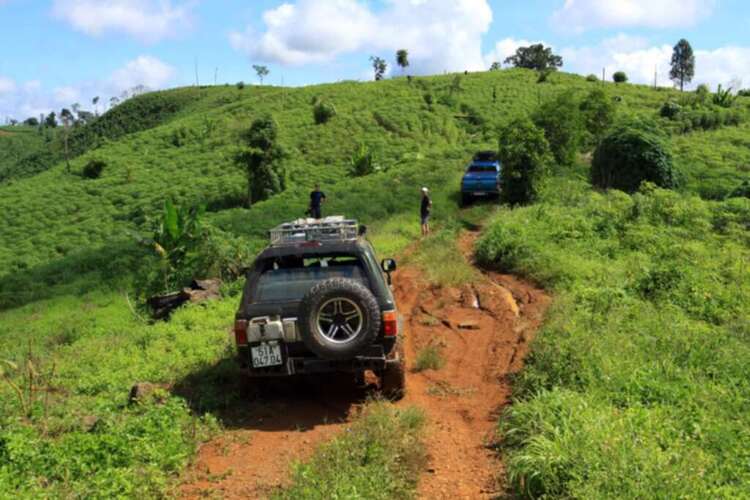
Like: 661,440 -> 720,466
299,278 -> 381,360
380,337 -> 406,401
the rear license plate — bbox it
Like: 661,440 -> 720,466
251,342 -> 283,368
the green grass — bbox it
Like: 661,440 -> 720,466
413,345 -> 445,372
476,178 -> 750,498
274,402 -> 426,500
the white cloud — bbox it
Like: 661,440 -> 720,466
52,0 -> 195,43
0,56 -> 176,120
230,0 -> 493,75
552,0 -> 715,32
0,76 -> 16,94
559,35 -> 750,89
109,55 -> 176,92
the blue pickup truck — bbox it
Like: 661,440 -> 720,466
460,151 -> 501,206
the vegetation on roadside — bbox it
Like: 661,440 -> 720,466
275,403 -> 426,500
413,345 -> 446,372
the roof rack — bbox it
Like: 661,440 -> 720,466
269,216 -> 359,246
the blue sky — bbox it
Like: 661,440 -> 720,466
1,0 -> 749,120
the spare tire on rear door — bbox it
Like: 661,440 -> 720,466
298,278 -> 381,360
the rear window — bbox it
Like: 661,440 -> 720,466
468,164 -> 497,173
473,151 -> 497,162
254,255 -> 369,303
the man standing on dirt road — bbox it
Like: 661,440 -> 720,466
309,183 -> 326,219
420,187 -> 432,236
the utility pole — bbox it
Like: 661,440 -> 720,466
214,67 -> 218,86
602,67 -> 605,83
194,57 -> 199,86
654,65 -> 658,88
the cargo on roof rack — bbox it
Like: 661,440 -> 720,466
269,216 -> 359,246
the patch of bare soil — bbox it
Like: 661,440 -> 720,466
179,230 -> 549,499
396,230 -> 550,498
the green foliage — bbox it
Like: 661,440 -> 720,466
729,180 -> 750,198
670,38 -> 695,91
592,126 -> 677,192
82,159 -> 106,179
477,184 -> 750,498
312,100 -> 337,124
660,100 -> 682,119
348,142 -> 379,177
579,89 -> 616,146
613,71 -> 628,83
235,116 -> 286,205
396,49 -> 409,72
712,84 -> 737,108
252,64 -> 269,84
276,403 -> 426,500
236,81 -> 245,90
414,344 -> 445,372
586,74 -> 598,82
504,44 -> 563,73
498,117 -> 551,205
489,61 -> 502,71
533,91 -> 584,166
370,56 -> 387,81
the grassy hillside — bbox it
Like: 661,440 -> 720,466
0,69 -> 749,497
0,126 -> 51,182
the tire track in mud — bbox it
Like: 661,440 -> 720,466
179,231 -> 549,499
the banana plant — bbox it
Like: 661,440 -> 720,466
713,85 -> 737,108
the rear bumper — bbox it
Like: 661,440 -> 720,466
461,185 -> 500,195
238,342 -> 395,377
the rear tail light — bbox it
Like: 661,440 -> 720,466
234,319 -> 248,346
383,310 -> 398,337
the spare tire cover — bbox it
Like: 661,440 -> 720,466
298,277 -> 381,360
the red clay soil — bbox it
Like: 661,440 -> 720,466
180,231 -> 549,499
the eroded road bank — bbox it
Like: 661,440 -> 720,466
180,231 -> 549,499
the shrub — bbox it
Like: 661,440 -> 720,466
82,159 -> 106,179
313,101 -> 337,124
498,117 -> 552,205
236,81 -> 245,90
533,91 -> 585,166
729,180 -> 750,199
348,143 -> 379,177
580,89 -> 616,146
591,126 -> 677,192
660,100 -> 682,119
423,92 -> 434,108
235,116 -> 286,205
414,345 -> 444,371
586,74 -> 598,82
613,71 -> 628,83
738,89 -> 750,97
712,84 -> 737,108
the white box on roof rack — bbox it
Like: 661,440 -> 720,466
269,216 -> 359,246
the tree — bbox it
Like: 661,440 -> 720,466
44,112 -> 57,128
497,117 -> 552,205
533,91 -> 585,166
504,44 -> 562,73
670,39 -> 695,92
579,89 -> 616,146
60,109 -> 74,173
489,61 -> 502,71
396,49 -> 409,75
591,126 -> 677,192
613,71 -> 628,83
235,116 -> 286,206
92,96 -> 100,116
253,65 -> 270,85
23,117 -> 39,127
370,56 -> 387,81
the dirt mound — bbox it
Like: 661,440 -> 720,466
179,231 -> 549,499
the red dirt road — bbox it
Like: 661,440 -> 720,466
180,231 -> 549,499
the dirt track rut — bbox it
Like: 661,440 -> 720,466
180,231 -> 549,499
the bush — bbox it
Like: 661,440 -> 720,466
498,117 -> 552,205
659,100 -> 682,119
591,126 -> 677,192
729,180 -> 750,198
348,143 -> 379,177
580,89 -> 616,146
313,101 -> 337,124
414,345 -> 444,372
82,159 -> 106,179
586,74 -> 598,82
613,71 -> 628,83
533,91 -> 585,166
236,81 -> 245,90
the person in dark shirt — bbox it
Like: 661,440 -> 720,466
309,184 -> 326,219
420,187 -> 432,236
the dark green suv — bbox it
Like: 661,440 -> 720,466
233,217 -> 405,398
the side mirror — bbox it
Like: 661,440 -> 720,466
381,258 -> 397,273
